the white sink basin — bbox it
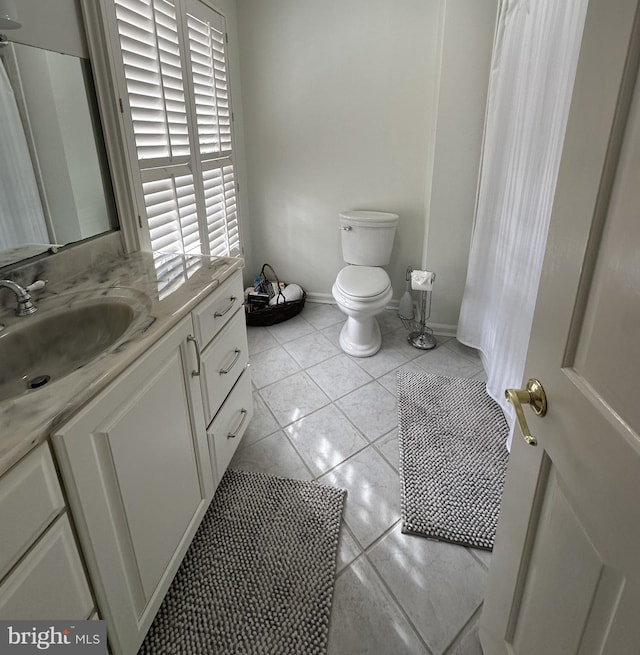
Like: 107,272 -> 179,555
0,288 -> 151,402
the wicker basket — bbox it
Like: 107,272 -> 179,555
245,263 -> 306,326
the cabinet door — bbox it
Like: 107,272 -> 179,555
52,316 -> 212,655
0,514 -> 94,620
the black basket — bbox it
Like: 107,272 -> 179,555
245,263 -> 306,326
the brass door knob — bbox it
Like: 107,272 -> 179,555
505,378 -> 548,446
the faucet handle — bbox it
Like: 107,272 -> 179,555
26,280 -> 47,293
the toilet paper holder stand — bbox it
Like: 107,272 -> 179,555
399,268 -> 436,350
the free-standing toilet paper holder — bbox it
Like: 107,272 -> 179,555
407,272 -> 436,350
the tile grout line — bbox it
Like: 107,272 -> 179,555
468,545 -> 492,571
331,519 -> 435,655
442,602 -> 485,655
361,535 -> 436,655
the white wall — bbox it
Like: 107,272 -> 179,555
236,0 -> 441,301
424,0 -> 497,330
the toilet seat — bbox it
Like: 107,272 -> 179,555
335,266 -> 390,302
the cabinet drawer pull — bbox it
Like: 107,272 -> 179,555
187,335 -> 202,377
214,296 -> 237,317
227,408 -> 248,439
219,348 -> 241,375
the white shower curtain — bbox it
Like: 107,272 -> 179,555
0,56 -> 49,249
457,0 -> 588,448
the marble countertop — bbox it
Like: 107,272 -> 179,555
0,247 -> 243,476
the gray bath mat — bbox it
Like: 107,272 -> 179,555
397,370 -> 509,550
139,469 -> 346,654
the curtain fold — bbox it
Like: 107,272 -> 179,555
0,56 -> 48,250
457,0 -> 589,448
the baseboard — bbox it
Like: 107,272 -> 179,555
424,323 -> 458,338
304,293 -> 458,338
304,292 -> 335,304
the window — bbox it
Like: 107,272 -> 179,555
110,0 -> 239,257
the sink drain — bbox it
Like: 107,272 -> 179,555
28,375 -> 51,389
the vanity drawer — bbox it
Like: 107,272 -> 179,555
0,513 -> 94,620
192,270 -> 244,350
208,368 -> 253,482
0,443 -> 65,580
200,309 -> 249,423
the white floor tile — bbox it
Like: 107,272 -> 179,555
470,548 -> 493,571
229,430 -> 313,480
368,526 -> 487,655
335,524 -> 362,574
375,429 -> 400,471
301,302 -> 345,329
249,345 -> 300,389
472,369 -> 488,383
260,371 -> 330,427
266,315 -> 315,343
351,344 -> 409,378
285,405 -> 368,477
448,624 -> 484,655
336,381 -> 397,441
320,321 -> 346,348
243,307 -> 488,651
319,447 -> 400,549
443,338 -> 483,364
306,354 -> 373,401
282,330 -> 341,368
238,391 -> 279,450
378,361 -> 422,397
246,326 -> 279,356
414,346 -> 484,379
376,309 -> 406,335
328,557 -> 428,655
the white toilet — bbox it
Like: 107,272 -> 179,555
332,210 -> 399,357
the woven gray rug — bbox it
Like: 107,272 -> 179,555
397,370 -> 509,551
139,469 -> 346,655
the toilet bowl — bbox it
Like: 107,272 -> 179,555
332,265 -> 392,357
332,210 -> 399,357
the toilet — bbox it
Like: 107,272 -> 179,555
332,210 -> 399,357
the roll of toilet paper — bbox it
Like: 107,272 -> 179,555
411,270 -> 435,291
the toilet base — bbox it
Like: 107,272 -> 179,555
339,315 -> 382,357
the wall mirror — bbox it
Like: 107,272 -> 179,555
0,39 -> 119,269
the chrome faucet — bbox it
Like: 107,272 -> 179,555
0,279 -> 46,316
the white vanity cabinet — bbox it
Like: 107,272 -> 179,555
51,269 -> 252,655
52,314 -> 213,655
0,443 -> 94,620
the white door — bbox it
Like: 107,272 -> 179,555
480,1 -> 640,653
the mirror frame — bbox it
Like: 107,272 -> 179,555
0,1 -> 141,275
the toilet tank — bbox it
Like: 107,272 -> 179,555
339,210 -> 399,265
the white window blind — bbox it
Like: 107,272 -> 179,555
112,0 -> 240,257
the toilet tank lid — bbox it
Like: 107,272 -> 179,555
339,210 -> 399,227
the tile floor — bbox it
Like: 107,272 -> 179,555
230,303 -> 491,655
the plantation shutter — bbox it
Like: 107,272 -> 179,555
112,0 -> 239,257
185,1 -> 239,257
